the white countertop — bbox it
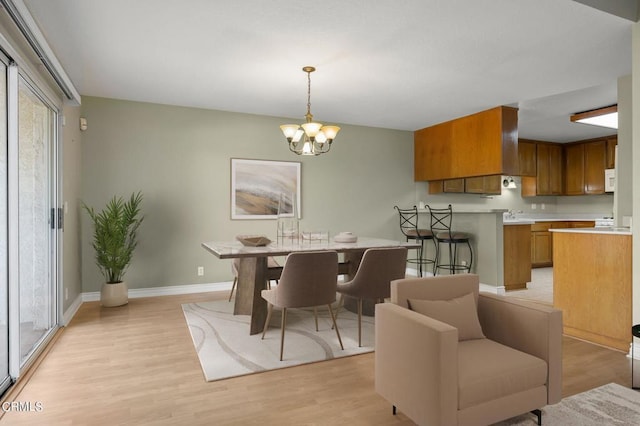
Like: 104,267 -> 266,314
503,220 -> 535,225
550,227 -> 631,235
503,213 -> 612,226
418,208 -> 507,214
506,213 -> 610,221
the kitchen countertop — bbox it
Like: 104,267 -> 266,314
503,213 -> 611,226
503,220 -> 535,225
550,227 -> 631,235
418,208 -> 507,214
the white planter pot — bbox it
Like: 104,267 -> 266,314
101,281 -> 128,307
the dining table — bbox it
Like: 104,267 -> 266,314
202,237 -> 420,335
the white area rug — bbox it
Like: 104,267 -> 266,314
495,383 -> 640,425
183,299 -> 374,381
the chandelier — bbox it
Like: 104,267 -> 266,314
280,66 -> 340,156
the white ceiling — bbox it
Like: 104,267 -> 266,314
23,0 -> 632,142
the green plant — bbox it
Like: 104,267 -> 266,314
83,192 -> 144,284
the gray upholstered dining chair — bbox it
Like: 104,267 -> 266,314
261,250 -> 343,361
335,247 -> 408,347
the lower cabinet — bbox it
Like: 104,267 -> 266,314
504,224 -> 532,290
530,221 -> 594,267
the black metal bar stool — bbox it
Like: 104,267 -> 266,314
394,205 -> 435,277
427,204 -> 473,275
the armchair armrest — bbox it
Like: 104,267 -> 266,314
375,303 -> 458,426
477,293 -> 563,404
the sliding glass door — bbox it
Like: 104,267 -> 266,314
0,54 -> 10,395
0,24 -> 62,397
16,75 -> 57,367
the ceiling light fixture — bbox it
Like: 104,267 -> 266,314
280,66 -> 340,156
570,104 -> 618,129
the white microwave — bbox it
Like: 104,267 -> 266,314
605,168 -> 615,192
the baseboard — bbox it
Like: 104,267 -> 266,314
81,281 -> 234,302
480,283 -> 506,295
62,294 -> 83,326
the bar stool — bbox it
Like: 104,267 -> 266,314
427,204 -> 473,275
394,205 -> 435,277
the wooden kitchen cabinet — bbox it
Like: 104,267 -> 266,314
584,140 -> 606,194
504,224 -> 532,291
464,175 -> 501,194
606,136 -> 617,169
518,140 -> 537,177
531,229 -> 552,267
521,141 -> 563,197
563,138 -> 609,195
568,221 -> 595,228
536,144 -> 563,195
415,106 -> 519,181
531,221 -> 567,267
428,176 -> 501,195
428,178 -> 465,194
564,143 -> 584,195
554,231 -> 631,351
444,179 -> 465,193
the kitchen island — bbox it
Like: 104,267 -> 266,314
551,226 -> 632,352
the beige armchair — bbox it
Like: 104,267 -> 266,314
375,274 -> 562,426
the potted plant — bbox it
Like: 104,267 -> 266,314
83,192 -> 144,307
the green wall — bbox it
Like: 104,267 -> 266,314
79,97 -> 415,292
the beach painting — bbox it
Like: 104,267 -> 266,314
231,159 -> 301,219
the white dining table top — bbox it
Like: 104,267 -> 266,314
202,237 -> 420,259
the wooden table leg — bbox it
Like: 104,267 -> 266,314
234,257 -> 269,335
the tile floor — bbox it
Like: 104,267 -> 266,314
507,267 -> 553,304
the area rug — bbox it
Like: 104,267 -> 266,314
182,299 -> 374,381
495,383 -> 640,425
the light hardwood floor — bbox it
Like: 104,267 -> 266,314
0,291 -> 632,425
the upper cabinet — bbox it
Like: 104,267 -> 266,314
522,135 -> 616,197
414,106 -> 519,181
518,140 -> 537,177
564,143 -> 585,195
584,140 -> 607,195
429,175 -> 502,195
606,136 -> 617,169
521,141 -> 563,197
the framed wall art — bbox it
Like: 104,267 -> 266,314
230,158 -> 301,220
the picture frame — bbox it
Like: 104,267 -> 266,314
231,158 -> 301,220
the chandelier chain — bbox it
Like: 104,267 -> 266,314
306,69 -> 312,122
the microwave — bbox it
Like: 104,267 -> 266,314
605,168 -> 615,192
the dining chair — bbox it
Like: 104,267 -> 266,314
229,257 -> 280,302
261,250 -> 343,361
394,206 -> 435,276
427,204 -> 473,275
335,247 -> 408,346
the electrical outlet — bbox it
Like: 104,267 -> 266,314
541,203 -> 546,210
531,203 -> 537,210
197,266 -> 204,276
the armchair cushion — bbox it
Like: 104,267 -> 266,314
408,292 -> 485,341
458,338 -> 548,410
